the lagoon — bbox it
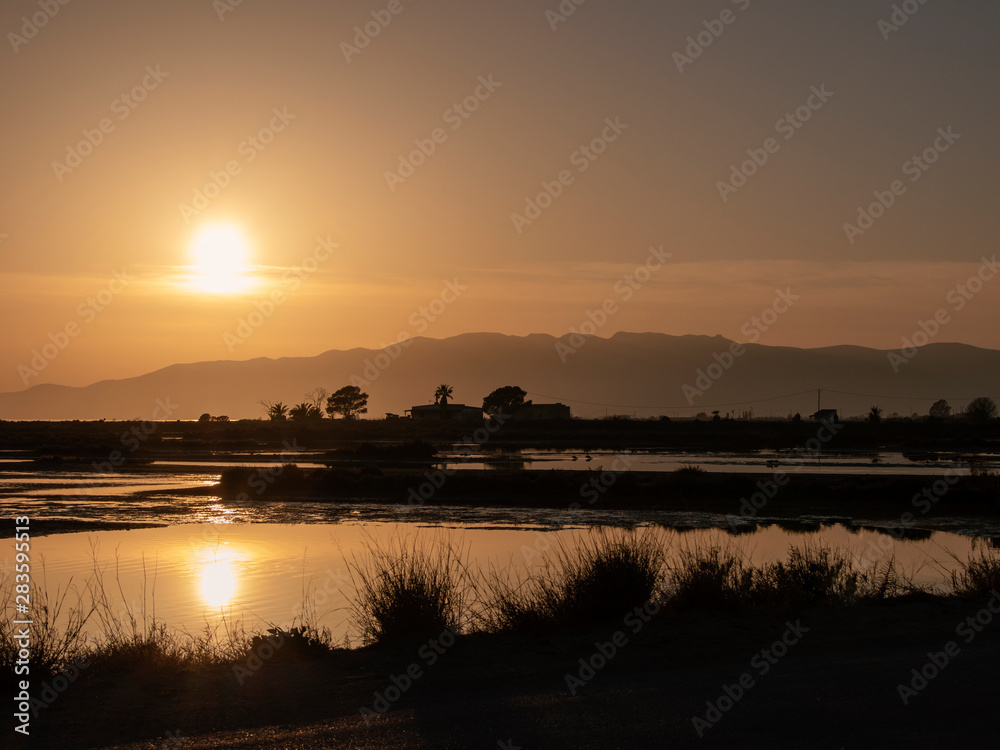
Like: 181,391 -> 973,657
21,521 -> 991,646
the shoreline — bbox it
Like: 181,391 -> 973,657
7,466 -> 998,539
9,594 -> 1000,750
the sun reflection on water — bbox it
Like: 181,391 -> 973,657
197,546 -> 242,608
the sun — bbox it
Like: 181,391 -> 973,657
189,225 -> 253,294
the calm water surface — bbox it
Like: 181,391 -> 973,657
2,456 -> 997,647
15,522 -> 991,646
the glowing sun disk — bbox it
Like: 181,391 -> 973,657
189,225 -> 253,294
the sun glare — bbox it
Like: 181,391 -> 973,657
189,225 -> 254,294
197,546 -> 240,608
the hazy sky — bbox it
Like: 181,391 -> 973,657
2,0 -> 998,391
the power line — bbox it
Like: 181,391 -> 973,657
524,389 -> 816,410
824,389 -> 999,402
524,388 -> 997,411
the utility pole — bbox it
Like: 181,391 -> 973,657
817,388 -> 821,413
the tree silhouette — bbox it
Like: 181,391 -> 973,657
434,384 -> 454,406
259,400 -> 289,421
965,397 -> 998,421
289,402 -> 323,422
867,405 -> 883,424
929,399 -> 952,419
305,387 -> 329,411
326,386 -> 369,420
482,386 -> 529,417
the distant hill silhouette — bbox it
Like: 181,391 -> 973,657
0,332 -> 997,420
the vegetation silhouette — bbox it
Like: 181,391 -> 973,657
966,396 -> 998,421
258,400 -> 289,421
929,399 -> 952,419
289,403 -> 323,422
482,385 -> 529,417
325,385 -> 369,420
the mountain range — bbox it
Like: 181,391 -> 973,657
0,332 -> 997,421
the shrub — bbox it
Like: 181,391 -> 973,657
481,530 -> 665,633
349,535 -> 468,646
951,548 -> 1000,598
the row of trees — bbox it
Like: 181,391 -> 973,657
260,385 -> 369,422
258,388 -> 997,424
258,384 -> 533,422
867,397 -> 997,423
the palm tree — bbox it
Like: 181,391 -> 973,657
867,405 -> 883,424
434,384 -> 454,406
257,400 -> 290,421
289,402 -> 322,422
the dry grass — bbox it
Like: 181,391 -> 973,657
950,547 -> 1000,598
2,533 -> 994,674
347,532 -> 469,646
668,542 -> 911,613
478,529 -> 665,633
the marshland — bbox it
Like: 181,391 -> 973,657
3,416 -> 999,747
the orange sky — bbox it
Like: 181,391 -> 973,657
2,0 -> 998,392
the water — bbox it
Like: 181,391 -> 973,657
2,454 -> 996,648
12,522 -> 991,646
436,448 -> 994,475
113,447 -> 1000,475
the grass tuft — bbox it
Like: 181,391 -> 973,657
480,529 -> 665,633
951,548 -> 1000,598
668,543 -> 909,613
348,534 -> 468,646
